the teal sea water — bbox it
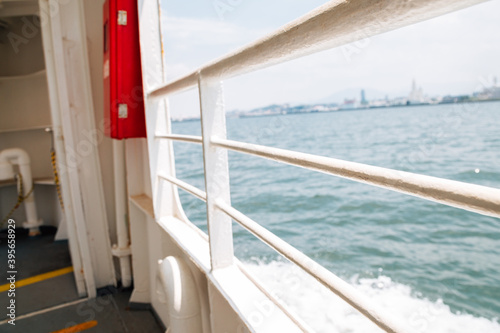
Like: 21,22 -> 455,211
172,101 -> 500,332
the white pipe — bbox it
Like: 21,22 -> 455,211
0,155 -> 15,181
113,140 -> 132,288
157,257 -> 203,333
0,148 -> 42,235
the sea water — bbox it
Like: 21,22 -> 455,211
172,101 -> 500,332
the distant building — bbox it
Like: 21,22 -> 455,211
390,97 -> 408,106
408,79 -> 425,104
360,89 -> 368,106
369,99 -> 389,108
340,98 -> 357,110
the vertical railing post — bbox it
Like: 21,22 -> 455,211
198,74 -> 234,270
138,0 -> 181,221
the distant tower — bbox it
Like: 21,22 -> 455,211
361,89 -> 367,105
409,78 -> 423,103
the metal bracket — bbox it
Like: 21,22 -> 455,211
118,10 -> 127,26
118,103 -> 128,118
111,244 -> 131,257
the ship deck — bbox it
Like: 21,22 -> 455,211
0,227 -> 163,333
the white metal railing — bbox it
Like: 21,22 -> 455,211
145,0 -> 496,332
157,170 -> 408,332
160,135 -> 500,218
159,136 -> 500,332
155,134 -> 202,144
214,199 -> 407,333
211,138 -> 500,219
158,173 -> 207,201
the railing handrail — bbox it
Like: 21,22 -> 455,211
161,169 -> 412,332
215,199 -> 409,333
211,137 -> 500,219
148,0 -> 487,99
158,173 -> 207,201
161,131 -> 500,332
155,133 -> 202,144
159,134 -> 500,219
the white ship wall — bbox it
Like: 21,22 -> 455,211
82,0 -> 118,246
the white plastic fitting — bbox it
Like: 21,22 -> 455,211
0,156 -> 15,181
0,148 -> 42,235
157,257 -> 203,333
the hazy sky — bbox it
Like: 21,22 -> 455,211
160,0 -> 500,118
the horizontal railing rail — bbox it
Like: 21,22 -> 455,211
148,0 -> 486,99
158,174 -> 207,201
156,134 -> 203,144
215,199 -> 408,333
211,137 -> 500,219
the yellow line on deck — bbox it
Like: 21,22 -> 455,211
0,266 -> 74,292
50,320 -> 98,333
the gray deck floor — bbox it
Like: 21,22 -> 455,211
1,289 -> 164,333
0,227 -> 164,333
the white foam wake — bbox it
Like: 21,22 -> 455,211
244,261 -> 500,333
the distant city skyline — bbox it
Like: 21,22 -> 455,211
171,77 -> 500,121
332,76 -> 500,107
161,0 -> 500,119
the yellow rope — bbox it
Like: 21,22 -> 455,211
1,145 -> 63,228
1,173 -> 34,228
51,149 -> 64,210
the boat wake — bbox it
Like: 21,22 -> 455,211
244,261 -> 500,333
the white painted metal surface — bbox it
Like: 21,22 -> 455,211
199,79 -> 234,270
158,174 -> 207,202
41,0 -> 96,297
155,134 -> 202,145
126,139 -> 153,305
211,138 -> 500,219
157,257 -> 203,333
58,0 -> 116,288
215,200 -> 409,333
112,140 -> 132,288
39,0 -> 87,294
157,216 -> 306,333
148,0 -> 487,99
137,0 -> 181,221
137,0 -> 186,327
